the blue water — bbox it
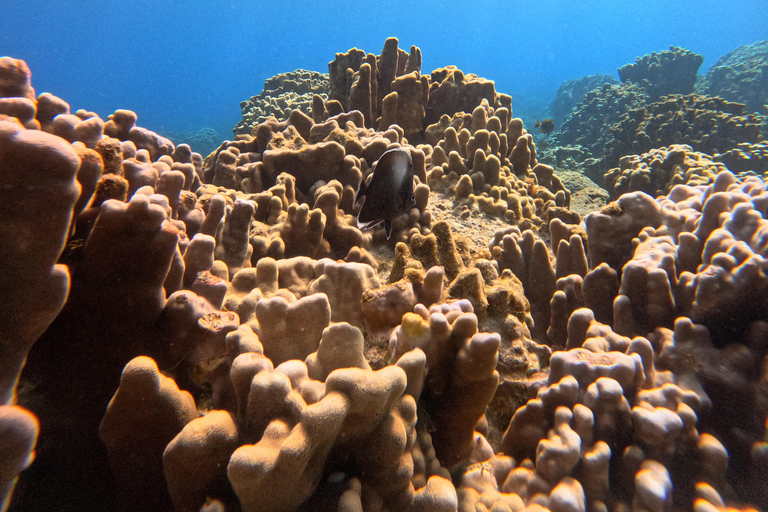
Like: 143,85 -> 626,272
2,0 -> 766,138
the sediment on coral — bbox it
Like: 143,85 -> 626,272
2,41 -> 768,512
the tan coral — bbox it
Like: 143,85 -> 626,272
99,356 -> 198,511
0,119 -> 81,405
307,259 -> 381,329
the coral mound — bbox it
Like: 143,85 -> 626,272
696,38 -> 768,114
618,46 -> 704,100
234,69 -> 330,137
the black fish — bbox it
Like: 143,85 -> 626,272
535,118 -> 555,135
356,147 -> 416,239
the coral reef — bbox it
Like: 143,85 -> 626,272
550,73 -> 617,126
555,81 -> 650,173
556,86 -> 766,181
696,38 -> 768,114
325,38 -> 510,142
234,70 -> 330,137
602,145 -> 730,199
618,46 -> 704,100
714,140 -> 768,175
2,42 -> 768,512
553,46 -> 766,182
424,99 -> 571,232
603,94 -> 765,175
163,127 -> 227,158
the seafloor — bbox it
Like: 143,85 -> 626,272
1,37 -> 768,512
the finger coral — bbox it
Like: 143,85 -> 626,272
3,45 -> 768,512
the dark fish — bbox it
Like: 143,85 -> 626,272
356,147 -> 416,239
535,118 -> 555,134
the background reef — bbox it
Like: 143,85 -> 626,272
2,31 -> 768,512
2,0 -> 766,139
544,43 -> 768,187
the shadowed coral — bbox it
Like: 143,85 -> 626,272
0,405 -> 38,511
390,302 -> 500,466
0,120 -> 81,405
71,146 -> 104,222
311,180 -> 367,258
0,58 -> 35,101
99,357 -> 198,512
0,97 -> 38,129
19,193 -> 180,509
361,279 -> 417,341
255,293 -> 331,366
228,392 -> 349,512
584,191 -> 662,272
263,141 -> 346,195
229,364 -> 414,512
279,203 -> 326,258
104,109 -> 137,140
490,227 -> 556,342
163,410 -> 240,512
128,126 -> 174,161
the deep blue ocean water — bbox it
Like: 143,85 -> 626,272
2,0 -> 766,140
